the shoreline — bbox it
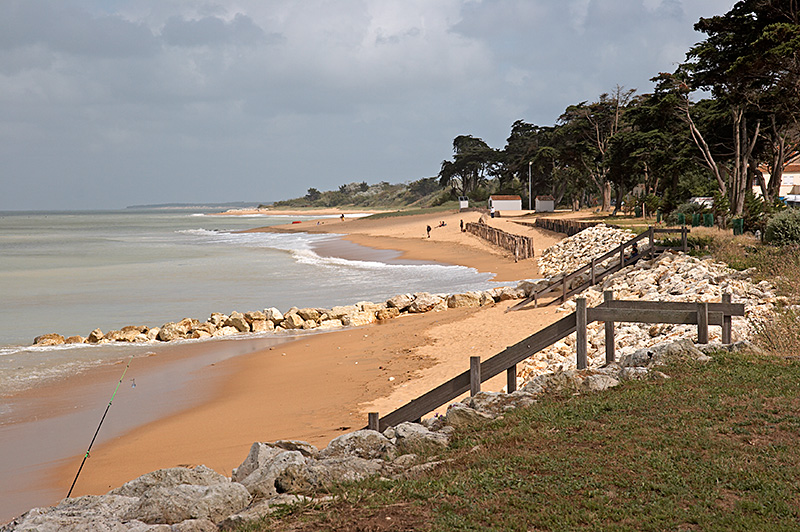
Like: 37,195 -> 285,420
2,209 -> 565,524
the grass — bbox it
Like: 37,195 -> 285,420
236,230 -> 800,532
243,351 -> 800,531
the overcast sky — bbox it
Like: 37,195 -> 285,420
0,0 -> 736,211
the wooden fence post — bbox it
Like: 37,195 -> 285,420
368,412 -> 380,431
620,244 -> 625,269
648,226 -> 655,259
590,257 -> 596,285
507,363 -> 517,393
682,226 -> 688,252
576,298 -> 587,370
697,302 -> 709,343
722,293 -> 732,344
604,291 -> 615,364
470,356 -> 481,396
562,275 -> 567,303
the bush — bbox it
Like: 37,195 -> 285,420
765,208 -> 800,245
665,201 -> 707,226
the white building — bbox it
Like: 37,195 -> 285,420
754,154 -> 800,199
488,195 -> 522,211
535,195 -> 555,212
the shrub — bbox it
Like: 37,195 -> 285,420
765,208 -> 800,245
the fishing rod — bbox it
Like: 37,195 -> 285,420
67,355 -> 134,498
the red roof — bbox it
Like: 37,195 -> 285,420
490,195 -> 522,201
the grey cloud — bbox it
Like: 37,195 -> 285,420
0,0 -> 157,58
160,13 -> 281,47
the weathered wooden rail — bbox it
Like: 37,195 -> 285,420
508,226 -> 690,311
365,292 -> 743,432
465,221 -> 535,261
530,218 -> 609,236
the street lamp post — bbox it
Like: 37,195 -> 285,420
528,161 -> 532,211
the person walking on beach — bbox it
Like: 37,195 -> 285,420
426,225 -> 431,238
460,219 -> 464,232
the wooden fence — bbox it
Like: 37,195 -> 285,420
366,292 -> 743,432
508,226 -> 691,311
531,218 -> 610,236
465,221 -> 535,261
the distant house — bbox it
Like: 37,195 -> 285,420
753,153 -> 800,199
535,195 -> 555,212
488,195 -> 522,211
458,196 -> 469,210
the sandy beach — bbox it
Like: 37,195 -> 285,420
3,208 -> 566,523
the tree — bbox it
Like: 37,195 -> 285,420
305,187 -> 321,201
438,135 -> 497,196
681,0 -> 800,213
558,86 -> 636,211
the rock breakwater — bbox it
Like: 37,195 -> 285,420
30,283 -> 543,348
537,223 -> 636,278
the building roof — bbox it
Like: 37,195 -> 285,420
536,195 -> 555,201
490,195 -> 522,201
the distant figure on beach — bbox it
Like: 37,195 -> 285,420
426,225 -> 431,238
438,221 -> 446,228
460,219 -> 464,232
340,214 -> 345,221
631,242 -> 639,258
490,205 -> 495,218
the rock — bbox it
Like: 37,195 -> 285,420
209,313 -> 228,327
408,293 -> 445,313
275,457 -> 385,494
0,495 -> 158,532
86,328 -> 104,343
341,311 -> 376,327
250,319 -> 272,333
376,307 -> 400,321
357,301 -> 383,313
110,465 -> 229,498
158,323 -> 186,342
619,339 -> 705,368
232,443 -> 288,483
65,335 -> 85,344
318,319 -> 344,329
264,308 -> 284,324
170,519 -> 218,532
386,294 -> 414,311
581,374 -> 620,393
106,329 -> 141,342
301,320 -> 318,330
443,403 -> 494,427
446,292 -> 482,309
146,328 -> 160,341
213,326 -> 239,337
124,483 -> 251,525
224,312 -> 251,333
235,451 -> 307,499
327,305 -> 359,320
319,430 -> 396,460
191,323 -> 216,336
280,313 -> 305,330
391,422 -> 449,454
496,286 -> 526,301
218,494 -> 312,529
462,391 -> 538,417
32,333 -> 65,346
273,440 -> 319,458
244,311 -> 266,323
297,308 -> 321,322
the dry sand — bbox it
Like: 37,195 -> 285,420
3,208 -> 567,523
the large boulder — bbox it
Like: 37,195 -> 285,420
110,465 -> 229,498
235,451 -> 307,499
386,294 -> 414,311
446,292 -> 482,309
0,495 -> 156,532
275,457 -> 385,494
462,390 -> 538,418
341,311 -> 376,327
123,483 -> 251,525
158,323 -> 186,342
376,307 -> 400,321
443,403 -> 494,428
619,339 -> 705,368
319,430 -> 396,460
327,305 -> 358,321
32,333 -> 65,346
297,308 -> 322,322
264,307 -> 284,324
86,328 -> 104,343
280,313 -> 305,330
224,312 -> 251,333
408,293 -> 446,313
387,422 -> 449,454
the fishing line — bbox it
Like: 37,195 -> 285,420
66,355 -> 134,498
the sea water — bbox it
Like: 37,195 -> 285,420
0,209 -> 506,398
